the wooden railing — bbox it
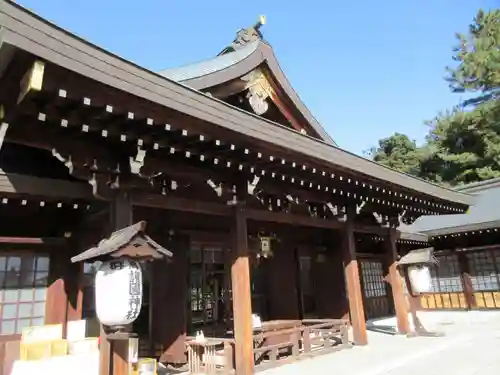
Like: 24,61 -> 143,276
253,319 -> 350,371
253,325 -> 300,370
185,336 -> 235,374
301,319 -> 349,354
185,319 -> 350,374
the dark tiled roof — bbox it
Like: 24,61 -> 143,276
407,178 -> 500,236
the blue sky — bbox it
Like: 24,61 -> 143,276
17,0 -> 497,155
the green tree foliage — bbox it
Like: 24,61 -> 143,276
366,133 -> 421,175
447,9 -> 500,105
368,9 -> 500,186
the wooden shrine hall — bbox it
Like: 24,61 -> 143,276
0,2 -> 474,374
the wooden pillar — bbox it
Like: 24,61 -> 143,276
341,218 -> 368,345
100,193 -> 133,375
386,229 -> 409,334
231,204 -> 254,375
45,245 -> 70,326
457,251 -> 476,310
44,240 -> 82,337
156,235 -> 189,364
65,260 -> 83,322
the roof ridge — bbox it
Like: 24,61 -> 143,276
456,177 -> 500,192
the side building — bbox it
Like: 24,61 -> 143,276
406,178 -> 500,311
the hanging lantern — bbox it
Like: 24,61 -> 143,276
408,265 -> 432,293
258,236 -> 273,258
95,259 -> 143,328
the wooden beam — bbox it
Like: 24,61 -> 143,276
0,171 -> 386,237
386,229 -> 409,334
131,193 -> 232,216
246,207 -> 341,229
0,172 -> 95,200
18,60 -> 45,104
132,192 -> 389,235
342,214 -> 368,345
269,91 -> 305,133
0,236 -> 67,245
246,207 -> 388,235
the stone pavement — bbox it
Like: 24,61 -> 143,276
260,311 -> 500,375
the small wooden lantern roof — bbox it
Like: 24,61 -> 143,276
398,247 -> 438,266
71,221 -> 172,263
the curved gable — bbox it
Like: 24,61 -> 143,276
159,40 -> 335,145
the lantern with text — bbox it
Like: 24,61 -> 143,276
70,221 -> 172,334
407,265 -> 432,293
398,247 -> 438,296
95,259 -> 143,327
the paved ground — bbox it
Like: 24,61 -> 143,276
260,311 -> 500,375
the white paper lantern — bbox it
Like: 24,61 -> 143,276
95,259 -> 143,327
252,314 -> 262,329
408,265 -> 432,293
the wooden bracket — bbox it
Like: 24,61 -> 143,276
18,60 -> 45,104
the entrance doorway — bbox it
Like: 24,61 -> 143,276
359,258 -> 392,319
189,245 -> 228,336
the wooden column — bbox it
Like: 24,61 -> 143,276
156,234 -> 189,364
100,193 -> 133,375
231,204 -> 254,375
45,245 -> 70,326
457,251 -> 476,310
65,260 -> 83,322
386,229 -> 409,334
341,218 -> 368,345
44,240 -> 82,336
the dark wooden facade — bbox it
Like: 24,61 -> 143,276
0,2 -> 473,374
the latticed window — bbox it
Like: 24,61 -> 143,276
429,266 -> 440,293
435,255 -> 463,292
0,254 -> 50,335
467,251 -> 500,292
360,261 -> 386,297
190,269 -> 203,320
